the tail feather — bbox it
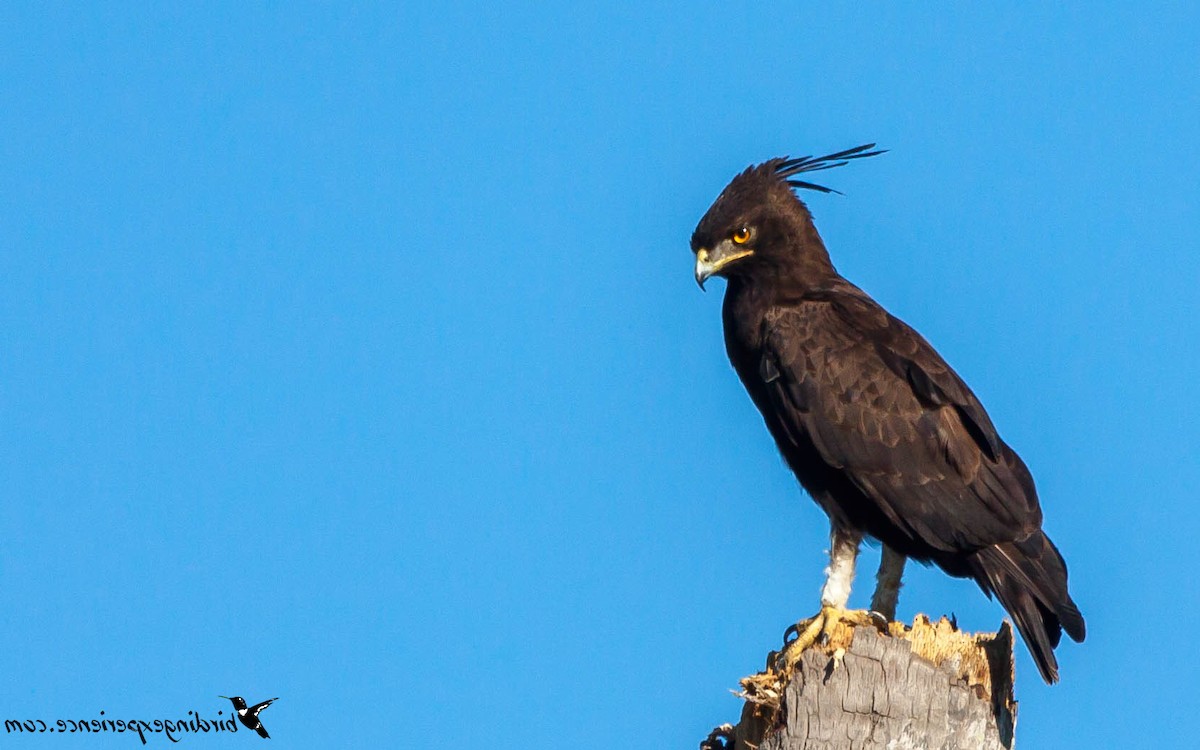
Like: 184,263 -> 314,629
970,530 -> 1085,684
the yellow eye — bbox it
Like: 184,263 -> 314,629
732,226 -> 751,244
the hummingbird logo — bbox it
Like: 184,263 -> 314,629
218,696 -> 278,739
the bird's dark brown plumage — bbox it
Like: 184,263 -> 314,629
692,148 -> 1084,683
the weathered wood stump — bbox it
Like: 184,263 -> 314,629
702,616 -> 1016,750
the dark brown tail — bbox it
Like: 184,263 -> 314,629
969,530 -> 1085,683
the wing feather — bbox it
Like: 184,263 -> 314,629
760,295 -> 1040,552
248,698 -> 277,717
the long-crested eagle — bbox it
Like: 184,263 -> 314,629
691,145 -> 1085,683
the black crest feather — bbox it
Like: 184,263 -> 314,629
774,143 -> 886,195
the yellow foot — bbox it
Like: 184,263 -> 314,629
777,606 -> 887,671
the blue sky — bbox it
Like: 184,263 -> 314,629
1,3 -> 1198,748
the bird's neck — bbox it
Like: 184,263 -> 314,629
721,276 -> 785,354
781,219 -> 839,287
728,257 -> 842,306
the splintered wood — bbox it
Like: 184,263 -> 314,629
705,615 -> 1016,750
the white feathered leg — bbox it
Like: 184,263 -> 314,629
779,526 -> 879,670
820,527 -> 862,608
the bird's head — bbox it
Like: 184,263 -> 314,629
691,144 -> 884,290
218,696 -> 247,710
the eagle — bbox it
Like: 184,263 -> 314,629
691,145 -> 1085,683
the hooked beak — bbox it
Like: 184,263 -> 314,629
694,241 -> 755,290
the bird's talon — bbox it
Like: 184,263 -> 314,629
867,610 -> 890,630
776,606 -> 891,670
700,724 -> 734,750
782,618 -> 811,645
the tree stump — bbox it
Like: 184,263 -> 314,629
702,616 -> 1016,750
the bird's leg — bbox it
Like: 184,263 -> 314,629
819,526 -> 861,609
780,527 -> 884,668
869,545 -> 906,622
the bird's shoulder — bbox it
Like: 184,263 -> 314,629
760,281 -> 1003,463
758,288 -> 923,443
763,281 -> 925,360
759,282 -> 907,390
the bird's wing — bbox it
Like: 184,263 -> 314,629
759,293 -> 1041,552
248,698 -> 277,717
